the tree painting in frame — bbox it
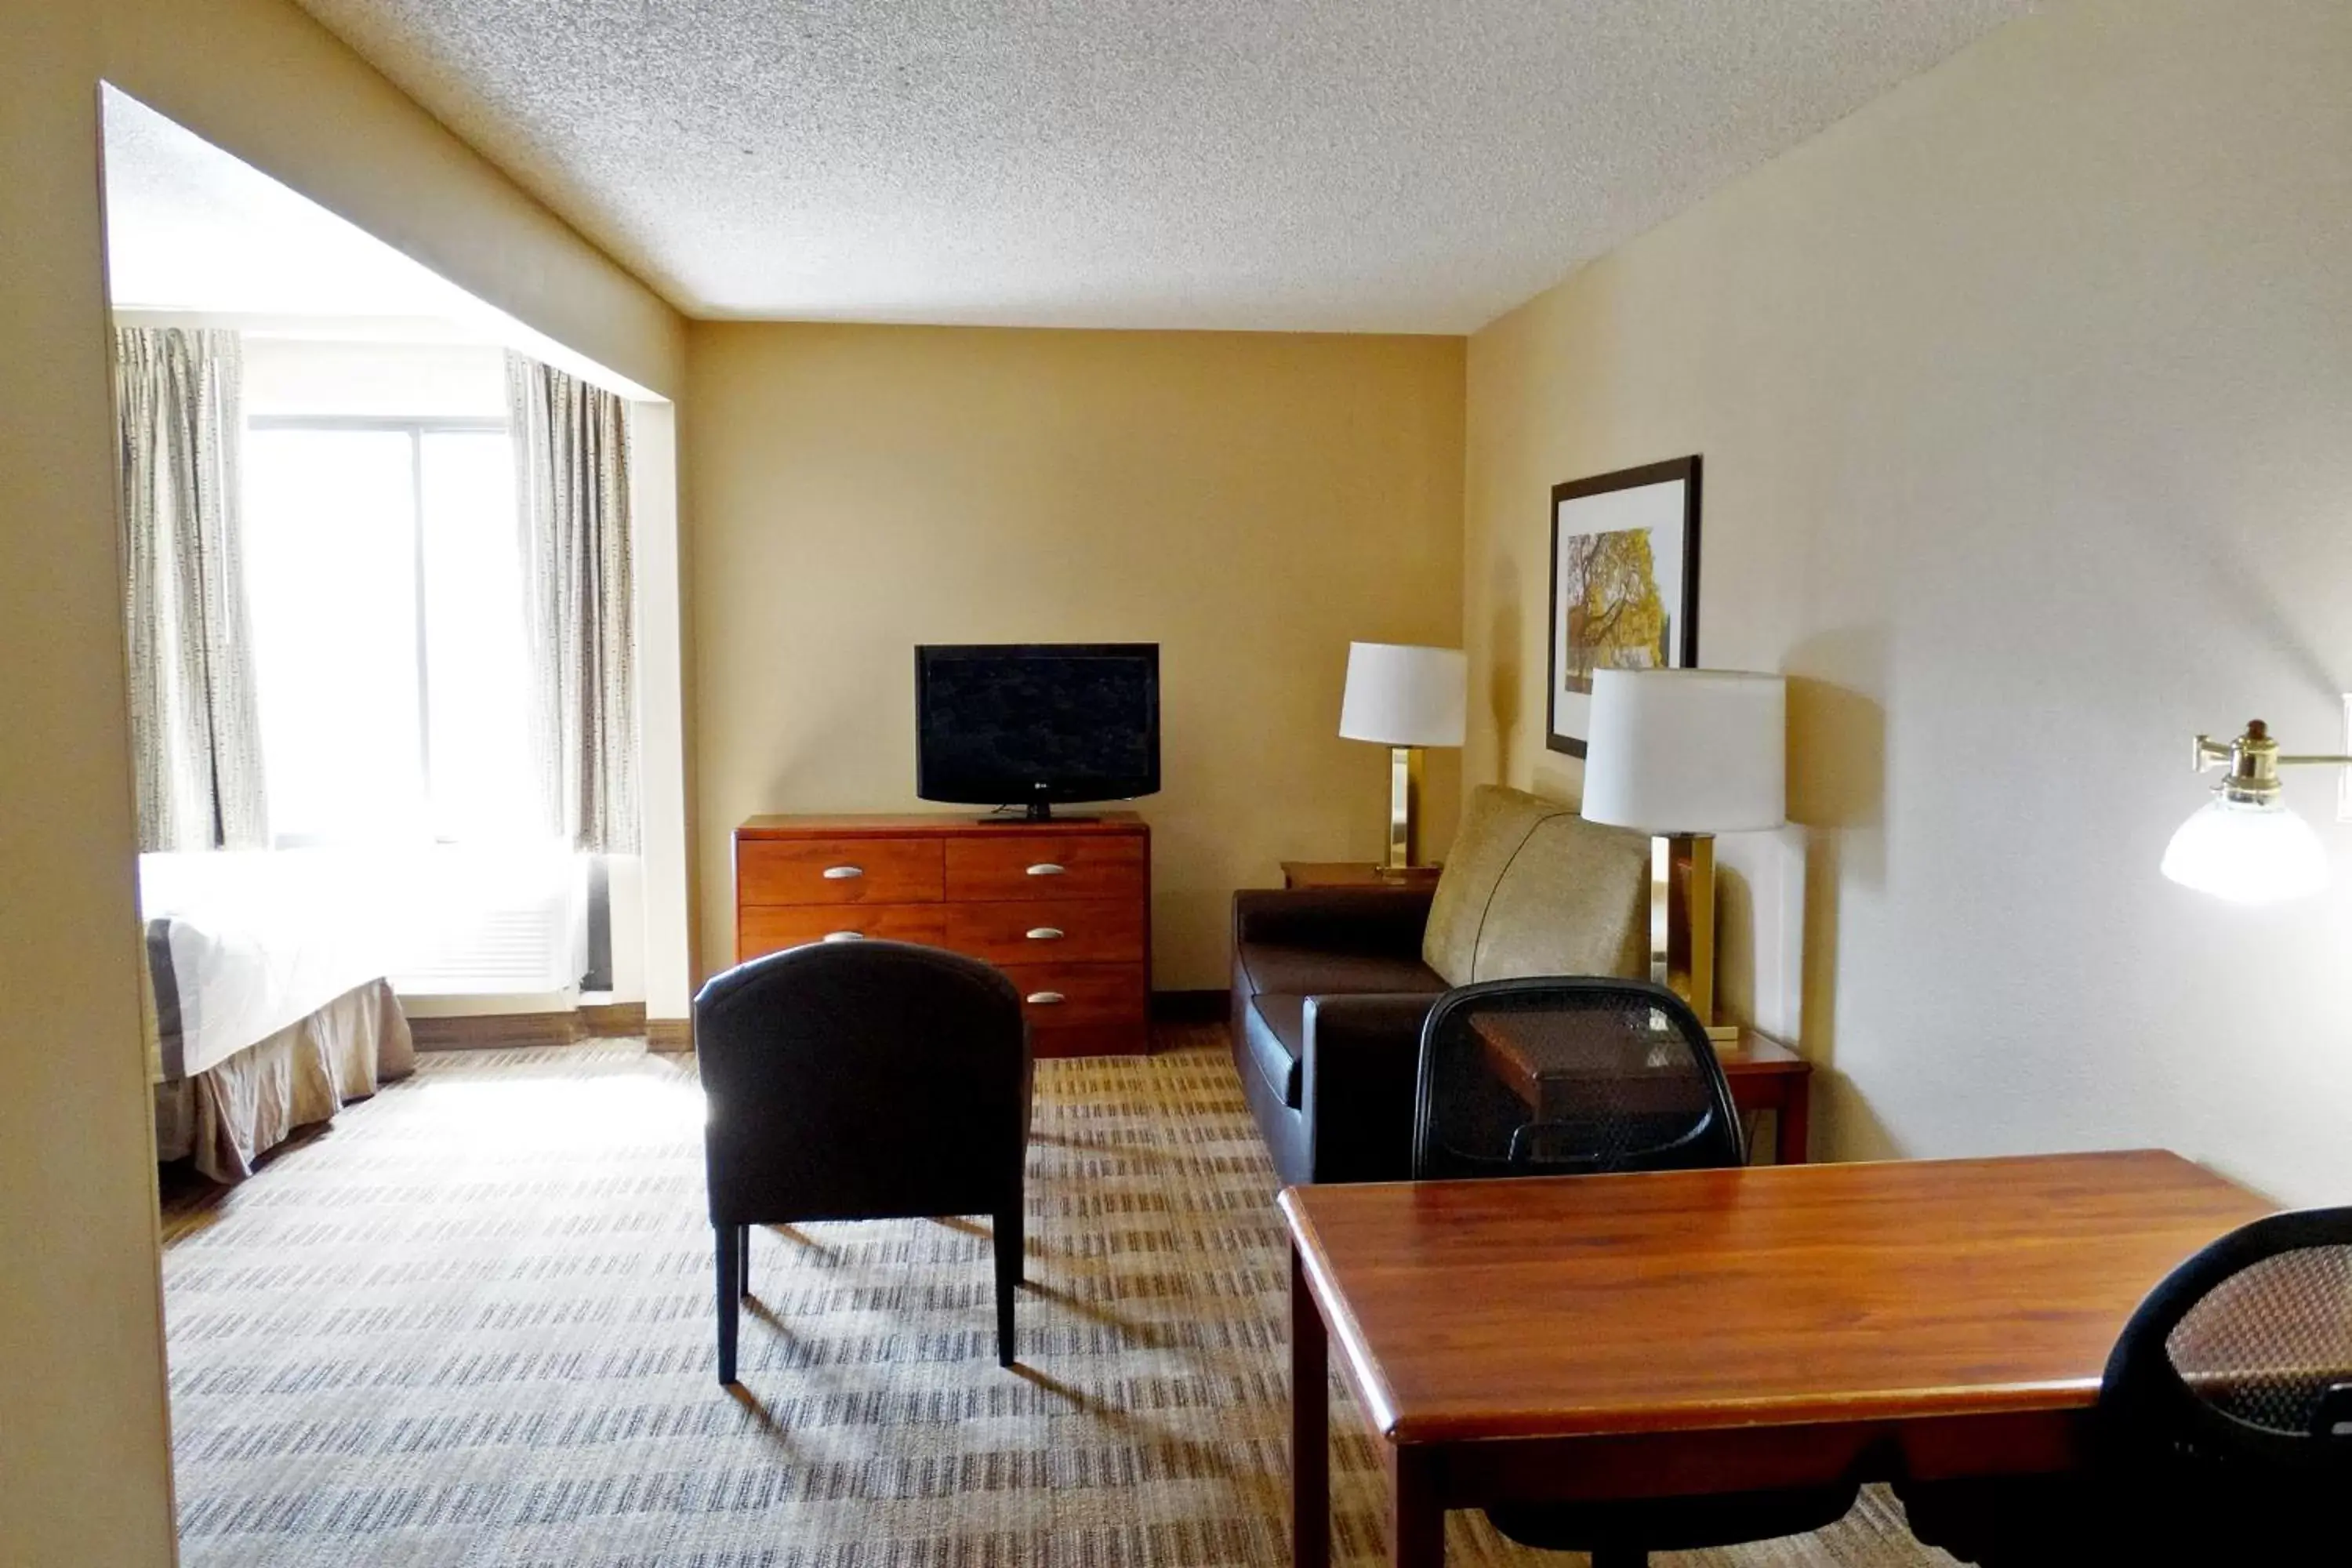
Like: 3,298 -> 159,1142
1546,456 -> 1701,757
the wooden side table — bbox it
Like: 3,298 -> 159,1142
1715,1029 -> 1813,1165
1472,1012 -> 1814,1165
1280,860 -> 1443,891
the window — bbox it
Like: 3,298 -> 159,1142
242,418 -> 537,844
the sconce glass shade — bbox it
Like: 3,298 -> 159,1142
2160,794 -> 2329,904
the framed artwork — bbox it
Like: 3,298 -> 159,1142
1545,456 -> 1702,757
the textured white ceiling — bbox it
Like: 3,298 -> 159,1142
291,0 -> 2039,332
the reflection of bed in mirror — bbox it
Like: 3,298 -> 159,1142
142,851 -> 415,1183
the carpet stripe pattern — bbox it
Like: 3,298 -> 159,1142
162,1025 -> 1948,1566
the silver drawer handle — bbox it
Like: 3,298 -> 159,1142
1025,862 -> 1065,877
822,931 -> 866,943
1025,990 -> 1065,1006
1025,927 -> 1065,941
821,865 -> 863,880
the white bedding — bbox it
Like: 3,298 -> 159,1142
141,849 -> 409,1080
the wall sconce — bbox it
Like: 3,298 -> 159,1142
2161,719 -> 2347,903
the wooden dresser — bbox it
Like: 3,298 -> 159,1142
733,812 -> 1151,1057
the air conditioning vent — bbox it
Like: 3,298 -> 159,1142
390,850 -> 584,997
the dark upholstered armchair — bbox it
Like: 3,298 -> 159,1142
694,941 -> 1033,1385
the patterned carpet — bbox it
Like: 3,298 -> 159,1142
161,1024 -> 1951,1566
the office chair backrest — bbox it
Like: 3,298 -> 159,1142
2099,1203 -> 2352,1553
693,940 -> 1029,1223
1411,976 -> 1744,1181
2104,1206 -> 2352,1456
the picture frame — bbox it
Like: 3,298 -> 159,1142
1545,456 -> 1702,758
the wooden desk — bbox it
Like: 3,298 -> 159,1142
1473,1015 -> 1816,1164
1281,861 -> 1443,891
1281,1151 -> 2271,1567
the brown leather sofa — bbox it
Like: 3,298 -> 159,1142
1230,786 -> 1651,1186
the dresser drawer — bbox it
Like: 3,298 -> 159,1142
738,837 -> 943,906
737,903 -> 947,962
1000,962 -> 1147,1030
943,898 -> 1145,966
946,834 -> 1147,902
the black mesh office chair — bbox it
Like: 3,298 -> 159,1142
1899,1206 -> 2352,1564
1412,975 -> 1745,1181
1411,978 -> 1859,1567
694,941 -> 1032,1386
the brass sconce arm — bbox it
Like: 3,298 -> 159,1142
2190,720 -> 2352,806
2188,734 -> 2235,771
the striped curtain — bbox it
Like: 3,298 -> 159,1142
114,327 -> 268,851
507,353 -> 639,854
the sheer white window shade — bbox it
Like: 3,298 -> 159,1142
241,426 -> 423,842
241,418 -> 535,848
419,431 -> 535,842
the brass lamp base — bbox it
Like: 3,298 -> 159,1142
1385,746 -> 1426,871
1651,833 -> 1740,1042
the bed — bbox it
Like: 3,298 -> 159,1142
142,851 -> 416,1183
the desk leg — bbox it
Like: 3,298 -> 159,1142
1291,1243 -> 1330,1568
1777,1083 -> 1812,1166
1385,1443 -> 1444,1567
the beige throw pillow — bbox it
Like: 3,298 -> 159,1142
1421,785 -> 1574,985
1420,783 -> 1652,986
1469,811 -> 1650,982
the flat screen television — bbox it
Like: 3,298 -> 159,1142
915,643 -> 1160,819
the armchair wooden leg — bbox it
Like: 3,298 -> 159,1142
715,1223 -> 741,1385
993,1203 -> 1023,1368
738,1224 -> 752,1300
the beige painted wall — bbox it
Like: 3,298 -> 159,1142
1,2 -> 683,1560
1466,0 -> 2352,1201
688,323 -> 1465,989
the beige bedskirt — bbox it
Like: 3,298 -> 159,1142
155,978 -> 415,1183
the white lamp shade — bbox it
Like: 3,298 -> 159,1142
2161,794 -> 2329,903
1581,669 -> 1786,833
1339,643 -> 1467,748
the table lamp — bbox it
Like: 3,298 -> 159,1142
1339,642 -> 1467,873
1581,668 -> 1786,1040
